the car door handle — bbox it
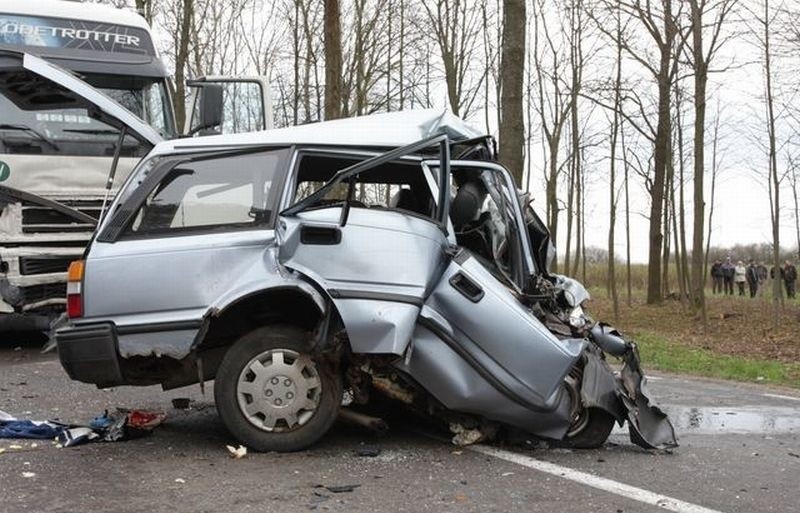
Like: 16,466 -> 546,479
449,272 -> 484,303
300,226 -> 341,245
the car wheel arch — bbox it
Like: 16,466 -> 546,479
190,285 -> 336,377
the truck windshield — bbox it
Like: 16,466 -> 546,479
0,73 -> 172,157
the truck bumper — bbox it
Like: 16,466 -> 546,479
55,322 -> 125,388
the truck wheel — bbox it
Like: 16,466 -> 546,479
214,325 -> 342,452
562,408 -> 616,449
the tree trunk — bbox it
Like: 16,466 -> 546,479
499,0 -> 526,186
622,126 -> 632,307
324,0 -> 343,120
608,5 -> 622,322
791,165 -> 800,259
135,0 -> 153,24
662,147 -> 673,297
292,1 -> 301,126
546,137 -> 560,272
704,101 -> 721,283
646,47 -> 672,304
173,0 -> 194,131
763,0 -> 781,326
690,0 -> 708,329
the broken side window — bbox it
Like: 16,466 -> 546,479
291,153 -> 436,220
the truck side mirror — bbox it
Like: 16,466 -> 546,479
188,82 -> 223,136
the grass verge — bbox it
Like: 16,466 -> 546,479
635,331 -> 800,389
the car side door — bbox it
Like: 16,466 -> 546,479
82,148 -> 291,359
277,136 -> 451,355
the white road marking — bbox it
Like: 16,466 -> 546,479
471,445 -> 726,513
762,393 -> 800,402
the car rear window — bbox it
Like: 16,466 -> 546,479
125,148 -> 289,236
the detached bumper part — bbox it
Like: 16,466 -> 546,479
55,323 -> 124,387
619,344 -> 678,450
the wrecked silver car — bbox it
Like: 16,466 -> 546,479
55,110 -> 677,452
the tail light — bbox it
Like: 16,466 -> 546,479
66,260 -> 84,318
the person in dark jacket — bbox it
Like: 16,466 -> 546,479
746,260 -> 759,298
756,261 -> 768,296
721,257 -> 735,295
784,260 -> 797,299
710,259 -> 723,294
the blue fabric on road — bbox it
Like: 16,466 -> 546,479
0,420 -> 65,439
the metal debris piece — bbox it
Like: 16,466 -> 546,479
338,409 -> 388,435
321,484 -> 361,493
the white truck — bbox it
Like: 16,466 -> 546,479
0,0 -> 271,331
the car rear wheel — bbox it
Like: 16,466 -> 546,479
560,370 -> 616,449
214,325 -> 342,452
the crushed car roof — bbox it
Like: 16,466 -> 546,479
159,109 -> 485,154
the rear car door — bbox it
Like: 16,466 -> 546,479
85,147 -> 291,359
278,136 -> 451,355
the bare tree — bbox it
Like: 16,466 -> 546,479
499,0 -> 526,185
324,0 -> 344,119
745,0 -> 784,325
703,100 -> 724,278
171,0 -> 194,130
591,0 -> 687,304
532,0 -> 571,265
607,0 -> 624,321
685,0 -> 738,328
421,0 -> 487,118
622,125 -> 633,307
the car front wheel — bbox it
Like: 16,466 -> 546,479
214,325 -> 342,452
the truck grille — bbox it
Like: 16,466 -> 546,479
20,282 -> 67,303
21,199 -> 101,234
18,255 -> 74,275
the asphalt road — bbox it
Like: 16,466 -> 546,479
1,341 -> 798,513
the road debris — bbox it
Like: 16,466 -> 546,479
21,471 -> 35,478
226,444 -> 247,459
171,398 -> 191,410
57,409 -> 166,447
175,478 -> 186,484
317,484 -> 361,493
354,445 -> 381,457
0,419 -> 65,439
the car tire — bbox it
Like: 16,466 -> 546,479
214,324 -> 342,452
562,408 -> 616,449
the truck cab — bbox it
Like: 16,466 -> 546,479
0,1 -> 271,331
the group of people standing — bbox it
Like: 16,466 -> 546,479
710,258 -> 797,298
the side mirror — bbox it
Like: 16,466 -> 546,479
188,82 -> 223,135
